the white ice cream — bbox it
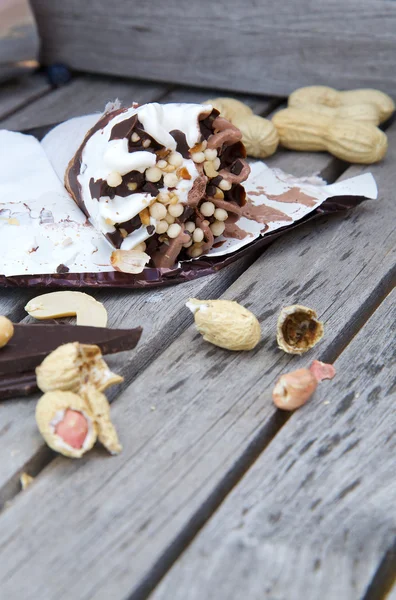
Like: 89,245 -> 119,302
76,103 -> 211,248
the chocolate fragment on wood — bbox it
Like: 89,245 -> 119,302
0,323 -> 142,377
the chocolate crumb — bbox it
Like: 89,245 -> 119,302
56,264 -> 70,274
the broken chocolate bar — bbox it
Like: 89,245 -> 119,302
0,323 -> 142,399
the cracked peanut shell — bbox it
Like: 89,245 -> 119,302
277,304 -> 324,354
36,390 -> 98,458
36,342 -> 123,394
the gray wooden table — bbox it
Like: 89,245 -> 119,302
0,72 -> 395,600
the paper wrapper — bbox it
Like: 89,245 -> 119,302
0,115 -> 378,289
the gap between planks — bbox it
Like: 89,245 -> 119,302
0,131 -> 394,599
0,142 -> 343,511
151,290 -> 396,600
0,74 -> 287,508
0,75 -> 394,599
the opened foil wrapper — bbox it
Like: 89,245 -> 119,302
0,0 -> 39,83
0,104 -> 378,288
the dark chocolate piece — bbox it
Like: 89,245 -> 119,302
56,264 -> 70,274
170,130 -> 190,158
0,372 -> 38,400
0,324 -> 142,376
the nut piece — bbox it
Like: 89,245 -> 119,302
25,291 -> 107,328
0,316 -> 14,348
36,342 -> 123,395
110,250 -> 150,274
277,305 -> 324,355
203,98 -> 253,122
187,298 -> 261,351
36,391 -> 98,458
233,115 -> 279,158
20,472 -> 34,490
273,368 -> 318,411
310,360 -> 336,382
85,387 -> 122,455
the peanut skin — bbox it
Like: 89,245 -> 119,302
273,368 -> 318,411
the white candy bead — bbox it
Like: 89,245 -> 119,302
183,240 -> 193,248
191,151 -> 205,163
106,171 -> 122,187
184,221 -> 196,233
204,148 -> 218,161
157,159 -> 168,169
142,139 -> 151,148
190,245 -> 203,258
168,203 -> 184,218
163,173 -> 179,188
219,179 -> 232,191
213,157 -> 221,170
157,192 -> 170,205
131,132 -> 140,142
146,167 -> 162,183
167,223 -> 182,238
165,213 -> 176,224
200,201 -> 215,217
168,152 -> 183,167
193,228 -> 204,243
156,220 -> 169,234
210,221 -> 226,237
214,208 -> 228,222
149,202 -> 167,220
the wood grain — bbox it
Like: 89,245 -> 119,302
29,0 -> 396,96
0,121 -> 393,598
160,86 -> 278,117
0,75 -> 333,506
152,291 -> 396,600
0,74 -> 51,122
1,74 -> 167,130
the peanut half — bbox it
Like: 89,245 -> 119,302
25,291 -> 107,328
288,85 -> 395,123
272,108 -> 388,164
0,316 -> 14,348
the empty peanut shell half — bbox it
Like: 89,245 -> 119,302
25,291 -> 107,327
277,304 -> 324,354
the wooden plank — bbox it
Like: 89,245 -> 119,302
29,0 -> 396,96
1,74 -> 167,130
152,291 -> 396,600
0,74 -> 51,121
0,77 -> 332,505
160,86 -> 279,117
0,126 -> 393,599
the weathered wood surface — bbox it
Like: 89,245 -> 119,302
1,75 -> 167,131
152,290 -> 396,600
0,76 -> 289,507
30,0 -> 396,96
0,111 -> 393,598
0,73 -> 394,600
0,74 -> 50,121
